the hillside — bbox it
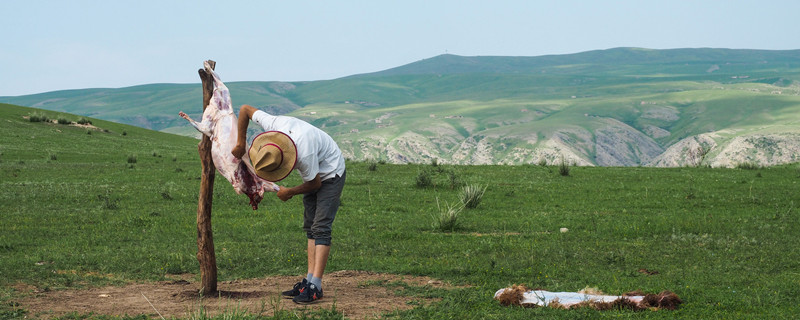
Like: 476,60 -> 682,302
3,48 -> 800,167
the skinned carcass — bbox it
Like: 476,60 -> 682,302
179,62 -> 279,210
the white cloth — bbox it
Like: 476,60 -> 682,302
252,110 -> 345,182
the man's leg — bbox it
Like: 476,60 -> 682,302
294,172 -> 345,304
306,239 -> 316,277
312,244 -> 330,279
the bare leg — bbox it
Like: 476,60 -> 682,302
306,239 -> 316,276
313,244 -> 330,278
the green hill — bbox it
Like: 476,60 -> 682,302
3,48 -> 800,167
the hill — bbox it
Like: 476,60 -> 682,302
3,48 -> 800,167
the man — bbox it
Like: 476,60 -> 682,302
231,104 -> 346,305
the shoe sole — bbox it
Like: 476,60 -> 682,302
293,298 -> 322,305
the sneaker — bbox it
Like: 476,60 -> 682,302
282,278 -> 308,298
293,283 -> 323,304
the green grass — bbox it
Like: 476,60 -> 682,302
2,103 -> 800,318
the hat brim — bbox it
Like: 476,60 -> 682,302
248,131 -> 297,182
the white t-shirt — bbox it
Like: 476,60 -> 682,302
252,110 -> 345,182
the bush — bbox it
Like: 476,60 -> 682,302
460,184 -> 487,209
416,170 -> 433,188
127,154 -> 137,164
28,112 -> 49,123
537,158 -> 548,166
57,118 -> 72,125
735,161 -> 761,170
448,170 -> 464,189
367,161 -> 377,171
77,118 -> 92,125
97,193 -> 119,210
49,153 -> 57,161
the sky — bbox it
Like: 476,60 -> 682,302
2,0 -> 800,96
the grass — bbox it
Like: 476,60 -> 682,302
2,103 -> 800,318
460,184 -> 486,209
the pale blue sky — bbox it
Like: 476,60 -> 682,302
2,0 -> 799,96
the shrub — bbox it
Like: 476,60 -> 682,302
448,170 -> 464,189
416,170 -> 433,188
431,200 -> 464,232
735,161 -> 761,170
460,184 -> 487,209
127,154 -> 137,164
367,161 -> 377,171
28,112 -> 49,123
161,191 -> 173,200
97,193 -> 119,210
57,118 -> 72,125
537,158 -> 548,166
77,118 -> 92,125
430,158 -> 439,167
122,131 -> 127,136
49,153 -> 57,161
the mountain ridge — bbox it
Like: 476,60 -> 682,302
3,47 -> 800,167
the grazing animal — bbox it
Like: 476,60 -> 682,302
179,62 -> 279,209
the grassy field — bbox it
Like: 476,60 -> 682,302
2,103 -> 800,319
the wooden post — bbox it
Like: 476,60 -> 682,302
196,60 -> 217,294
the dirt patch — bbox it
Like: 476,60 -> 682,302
17,271 -> 455,319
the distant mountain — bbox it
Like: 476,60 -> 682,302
351,48 -> 800,77
3,47 -> 800,167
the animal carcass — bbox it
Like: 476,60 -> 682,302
179,62 -> 279,210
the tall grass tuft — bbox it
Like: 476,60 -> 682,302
431,199 -> 465,232
127,154 -> 137,164
460,184 -> 487,209
368,161 -> 377,171
559,156 -> 571,176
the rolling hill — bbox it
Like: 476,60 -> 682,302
3,47 -> 800,167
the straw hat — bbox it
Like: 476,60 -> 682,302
248,131 -> 297,182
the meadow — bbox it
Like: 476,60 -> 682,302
2,103 -> 800,319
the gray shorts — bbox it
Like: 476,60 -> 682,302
302,171 -> 346,246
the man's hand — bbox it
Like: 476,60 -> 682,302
231,144 -> 247,159
277,186 -> 294,202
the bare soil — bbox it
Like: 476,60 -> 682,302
17,270 -> 455,319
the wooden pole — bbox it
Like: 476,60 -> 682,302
196,60 -> 217,294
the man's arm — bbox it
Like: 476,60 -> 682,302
232,104 -> 258,159
276,174 -> 323,201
